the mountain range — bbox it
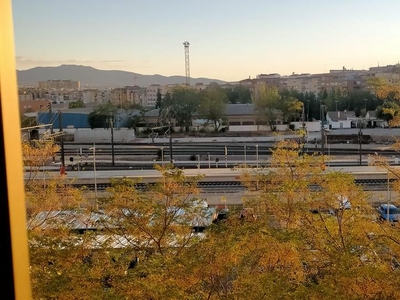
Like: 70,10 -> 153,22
16,64 -> 228,87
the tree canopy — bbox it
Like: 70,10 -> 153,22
25,138 -> 400,299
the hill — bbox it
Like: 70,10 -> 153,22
16,64 -> 227,87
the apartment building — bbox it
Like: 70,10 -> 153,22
81,89 -> 110,104
110,86 -> 144,107
242,66 -> 381,96
38,80 -> 80,90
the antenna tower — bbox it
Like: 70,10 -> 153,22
183,41 -> 190,85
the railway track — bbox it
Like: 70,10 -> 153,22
69,178 -> 396,192
58,145 -> 399,158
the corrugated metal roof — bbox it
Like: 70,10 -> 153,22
327,111 -> 356,122
28,207 -> 216,231
27,210 -> 109,231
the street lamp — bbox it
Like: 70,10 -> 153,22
335,100 -> 338,112
387,170 -> 391,223
320,104 -> 326,156
256,144 -> 259,169
358,118 -> 363,166
307,100 -> 310,122
168,110 -> 173,164
109,115 -> 115,167
89,144 -> 98,203
244,145 -> 247,167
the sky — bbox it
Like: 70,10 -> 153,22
11,0 -> 400,82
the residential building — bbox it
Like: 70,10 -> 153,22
38,80 -> 80,90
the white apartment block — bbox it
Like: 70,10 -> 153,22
144,84 -> 163,107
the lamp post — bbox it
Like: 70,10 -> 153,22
387,170 -> 391,223
161,147 -> 164,165
307,100 -> 310,122
168,111 -> 173,164
335,100 -> 338,112
256,144 -> 259,169
109,115 -> 115,167
358,118 -> 363,166
89,144 -> 98,203
224,145 -> 228,168
244,145 -> 247,167
320,104 -> 325,156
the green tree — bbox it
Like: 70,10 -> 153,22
87,103 -> 118,129
198,86 -> 228,132
367,77 -> 400,126
162,86 -> 200,132
254,84 -> 282,130
155,88 -> 162,109
225,86 -> 252,104
68,100 -> 86,109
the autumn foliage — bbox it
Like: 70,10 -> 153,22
25,140 -> 400,299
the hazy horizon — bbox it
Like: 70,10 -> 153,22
12,0 -> 400,82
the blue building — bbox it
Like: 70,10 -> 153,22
38,108 -> 92,129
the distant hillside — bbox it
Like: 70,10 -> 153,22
16,64 -> 227,87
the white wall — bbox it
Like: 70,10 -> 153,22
74,128 -> 136,143
329,120 -> 352,129
290,121 -> 321,132
38,128 -> 135,143
228,125 -> 288,132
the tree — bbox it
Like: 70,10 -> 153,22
198,86 -> 228,132
155,88 -> 162,109
253,84 -> 281,130
162,86 -> 200,132
225,86 -> 252,104
22,139 -> 60,185
87,103 -> 118,129
68,100 -> 86,109
281,95 -> 303,123
368,77 -> 400,126
126,108 -> 146,133
238,139 -> 400,299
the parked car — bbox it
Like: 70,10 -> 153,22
310,195 -> 351,215
377,204 -> 399,222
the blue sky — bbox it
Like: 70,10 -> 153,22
11,0 -> 400,82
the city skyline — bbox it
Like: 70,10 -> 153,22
12,0 -> 400,82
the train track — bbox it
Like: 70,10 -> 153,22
58,145 -> 399,158
70,178 -> 396,192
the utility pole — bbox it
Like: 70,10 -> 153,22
301,103 -> 307,156
320,104 -> 325,156
358,118 -> 363,166
48,101 -> 53,134
59,111 -> 65,167
169,118 -> 173,164
109,115 -> 115,166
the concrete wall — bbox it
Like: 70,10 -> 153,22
228,124 -> 288,132
38,128 -> 136,143
290,121 -> 321,132
74,128 -> 136,143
